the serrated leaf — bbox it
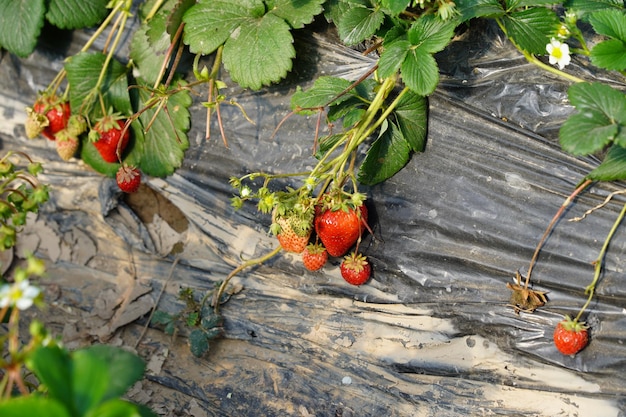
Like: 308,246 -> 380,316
269,0 -> 326,29
401,48 -> 439,96
378,39 -> 410,78
46,0 -> 108,30
587,145 -> 626,181
223,14 -> 295,90
342,107 -> 367,127
358,120 -> 412,185
408,14 -> 457,54
394,90 -> 427,152
455,0 -> 504,21
559,82 -> 626,155
506,0 -> 560,9
337,5 -> 385,45
130,12 -> 172,85
380,0 -> 410,15
590,39 -> 626,71
0,0 -> 45,58
167,0 -> 196,39
189,329 -> 210,357
589,9 -> 626,41
64,52 -> 132,119
136,81 -> 191,177
563,0 -> 624,20
501,7 -> 559,54
183,0 -> 262,55
151,310 -> 174,325
315,133 -> 346,159
85,345 -> 146,402
291,76 -> 355,112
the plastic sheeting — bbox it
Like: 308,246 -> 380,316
1,17 -> 626,416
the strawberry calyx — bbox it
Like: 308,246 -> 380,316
317,188 -> 366,213
559,315 -> 588,332
342,252 -> 369,272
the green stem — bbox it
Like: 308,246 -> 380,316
523,52 -> 585,84
574,201 -> 626,323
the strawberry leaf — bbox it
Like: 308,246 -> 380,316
130,7 -> 173,85
378,39 -> 410,78
394,90 -> 427,152
501,7 -> 559,54
380,0 -> 410,16
268,0 -> 325,29
134,80 -> 191,177
358,120 -> 412,185
589,9 -> 626,71
563,0 -> 624,20
407,14 -> 457,54
291,76 -> 356,113
401,48 -> 439,96
166,0 -> 196,39
222,14 -> 295,90
559,82 -> 626,156
455,0 -> 504,21
587,145 -> 626,182
64,52 -> 132,119
336,4 -> 385,46
0,0 -> 45,58
46,0 -> 108,30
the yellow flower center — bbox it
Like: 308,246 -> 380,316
552,48 -> 562,59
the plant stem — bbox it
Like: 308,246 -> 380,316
523,52 -> 585,84
574,200 -> 626,323
524,179 -> 592,288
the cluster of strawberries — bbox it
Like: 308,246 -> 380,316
25,93 -> 141,193
274,191 -> 371,285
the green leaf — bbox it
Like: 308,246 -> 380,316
87,399 -> 153,417
401,48 -> 439,96
222,14 -> 295,89
380,0 -> 410,16
189,329 -> 210,357
151,310 -> 174,326
0,0 -> 45,58
505,0 -> 560,9
378,39 -> 410,78
591,39 -> 626,71
455,0 -> 504,21
71,349 -> 110,415
358,120 -> 412,185
130,10 -> 173,86
589,9 -> 626,40
501,7 -> 559,54
587,145 -> 626,181
563,0 -> 624,20
268,0 -> 326,29
136,81 -> 191,177
167,0 -> 196,39
26,346 -> 74,410
315,133 -> 346,159
65,52 -> 132,119
394,90 -> 428,152
85,345 -> 146,402
408,14 -> 457,54
0,396 -> 71,417
183,0 -> 262,55
559,82 -> 626,155
336,5 -> 385,45
46,0 -> 108,30
291,76 -> 355,112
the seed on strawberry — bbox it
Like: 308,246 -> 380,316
116,165 -> 141,193
315,201 -> 368,257
54,129 -> 79,161
25,95 -> 71,140
340,252 -> 371,285
302,243 -> 328,271
90,115 -> 130,163
553,316 -> 589,356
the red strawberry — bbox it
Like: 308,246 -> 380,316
90,116 -> 130,163
302,243 -> 328,271
553,316 -> 589,356
274,215 -> 312,253
340,252 -> 371,285
26,95 -> 70,140
116,165 -> 141,193
315,203 -> 368,257
54,129 -> 79,161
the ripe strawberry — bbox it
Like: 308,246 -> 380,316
116,165 -> 141,193
302,243 -> 328,271
274,214 -> 312,253
340,252 -> 371,285
315,202 -> 368,257
553,316 -> 589,356
54,129 -> 79,161
25,95 -> 71,140
90,116 -> 130,163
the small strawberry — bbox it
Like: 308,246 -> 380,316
116,165 -> 141,193
273,214 -> 312,253
315,193 -> 368,257
302,243 -> 328,271
553,316 -> 589,356
54,129 -> 79,161
90,115 -> 130,163
340,252 -> 371,285
25,95 -> 71,140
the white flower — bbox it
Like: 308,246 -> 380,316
240,186 -> 251,198
0,280 -> 41,310
546,38 -> 571,70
